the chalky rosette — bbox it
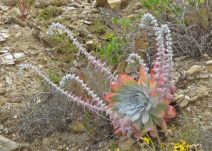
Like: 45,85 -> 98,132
104,67 -> 176,137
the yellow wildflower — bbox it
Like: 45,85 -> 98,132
143,137 -> 150,145
173,140 -> 191,151
174,144 -> 185,151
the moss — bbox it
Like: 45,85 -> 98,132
38,5 -> 63,21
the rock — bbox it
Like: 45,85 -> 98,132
0,4 -> 9,12
13,114 -> 18,119
184,65 -> 204,76
0,124 -> 4,130
35,0 -> 68,8
0,47 -> 10,54
93,0 -> 110,8
176,95 -> 191,107
176,86 -> 209,108
65,6 -> 76,11
0,135 -> 19,151
5,76 -> 13,86
206,60 -> 212,65
42,137 -> 49,146
68,2 -> 82,8
108,0 -> 121,9
0,53 -> 14,65
83,20 -> 92,25
190,86 -> 209,101
93,0 -> 130,9
13,52 -> 25,62
0,29 -> 10,42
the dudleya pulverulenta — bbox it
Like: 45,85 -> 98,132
104,67 -> 176,138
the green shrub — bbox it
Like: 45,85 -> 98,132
38,5 -> 63,21
97,35 -> 123,67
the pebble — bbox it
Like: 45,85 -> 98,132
82,20 -> 92,25
206,60 -> 212,65
13,52 -> 25,59
184,65 -> 204,76
5,76 -> 13,86
178,95 -> 191,107
0,5 -> 9,12
13,114 -> 18,119
0,47 -> 9,54
0,124 -> 4,130
0,29 -> 10,42
0,53 -> 14,65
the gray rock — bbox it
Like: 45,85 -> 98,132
13,52 -> 25,60
0,135 -> 19,151
0,53 -> 14,65
184,65 -> 204,76
0,5 -> 9,12
5,76 -> 13,86
206,60 -> 212,65
0,29 -> 10,42
0,47 -> 10,54
108,0 -> 121,9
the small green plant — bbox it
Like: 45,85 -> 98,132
140,0 -> 183,23
92,19 -> 107,34
97,35 -> 123,67
38,5 -> 63,21
112,17 -> 132,29
48,69 -> 60,84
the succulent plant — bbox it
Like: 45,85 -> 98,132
104,67 -> 176,138
19,13 -> 177,140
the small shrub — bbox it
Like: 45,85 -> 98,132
97,35 -> 123,67
48,69 -> 61,84
38,5 -> 63,21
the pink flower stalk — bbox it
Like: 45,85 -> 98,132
139,14 -> 175,101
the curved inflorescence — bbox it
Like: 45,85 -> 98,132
138,13 -> 175,101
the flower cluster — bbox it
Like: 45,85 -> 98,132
173,140 -> 191,151
138,13 -> 175,101
126,52 -> 149,73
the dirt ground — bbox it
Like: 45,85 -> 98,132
0,0 -> 211,151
